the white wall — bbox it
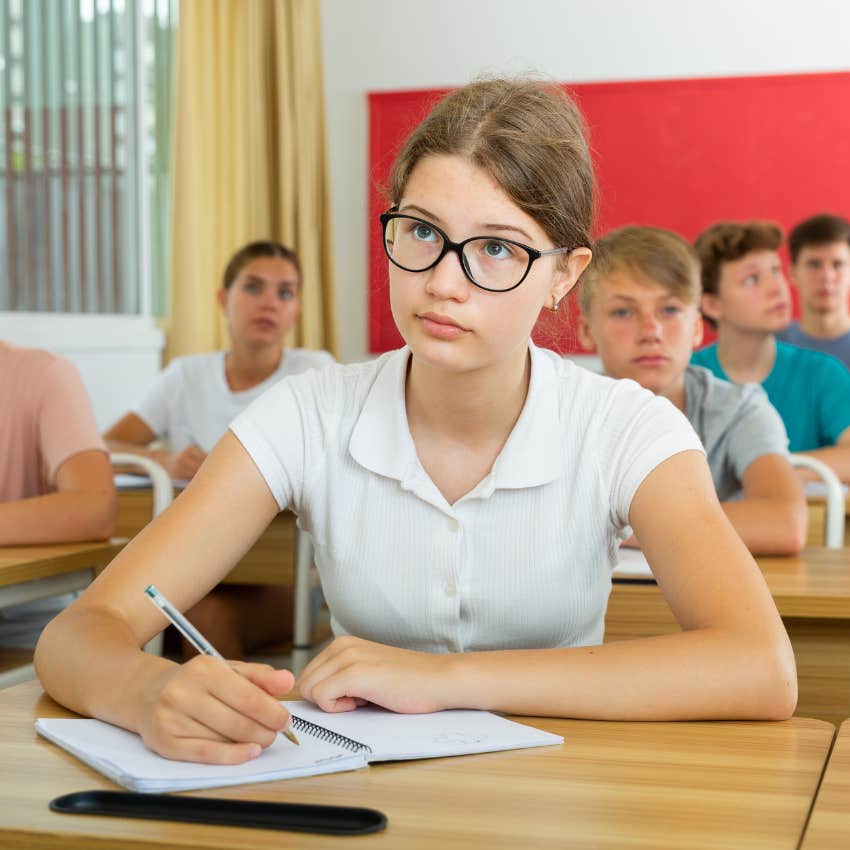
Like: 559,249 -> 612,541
321,0 -> 850,363
0,314 -> 163,429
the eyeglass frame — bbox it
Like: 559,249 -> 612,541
379,209 -> 575,293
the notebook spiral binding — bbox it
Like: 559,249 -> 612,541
291,715 -> 373,754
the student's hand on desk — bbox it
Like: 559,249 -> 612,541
138,656 -> 295,764
162,445 -> 208,480
296,636 -> 450,714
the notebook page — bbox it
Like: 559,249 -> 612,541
36,717 -> 366,793
286,701 -> 563,762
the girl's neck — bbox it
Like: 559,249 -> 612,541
405,345 -> 531,445
224,343 -> 283,392
661,374 -> 687,414
800,310 -> 850,340
715,327 -> 776,384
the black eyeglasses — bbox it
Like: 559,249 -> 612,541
380,210 -> 574,293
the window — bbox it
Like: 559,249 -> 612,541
0,0 -> 175,315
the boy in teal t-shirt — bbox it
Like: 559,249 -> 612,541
691,220 -> 850,482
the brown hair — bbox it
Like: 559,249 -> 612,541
388,78 -> 596,259
788,213 -> 850,263
578,225 -> 700,314
694,220 -> 783,296
222,241 -> 301,290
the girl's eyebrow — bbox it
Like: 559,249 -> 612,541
398,202 -> 444,223
397,203 -> 534,242
244,274 -> 297,287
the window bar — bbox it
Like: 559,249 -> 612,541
92,0 -> 104,312
40,0 -> 53,310
109,0 -> 120,312
21,0 -> 34,310
75,0 -> 87,312
58,0 -> 71,316
2,0 -> 17,310
134,0 -> 149,317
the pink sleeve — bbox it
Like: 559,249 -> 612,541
37,357 -> 107,487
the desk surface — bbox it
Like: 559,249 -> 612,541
803,719 -> 850,849
615,548 -> 850,619
0,681 -> 834,850
755,549 -> 850,618
0,541 -> 125,590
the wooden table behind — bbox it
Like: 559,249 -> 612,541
806,494 -> 850,548
606,548 -> 850,726
116,490 -> 295,586
0,681 -> 835,850
0,541 -> 125,589
803,718 -> 850,849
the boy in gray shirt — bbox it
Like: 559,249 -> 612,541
577,225 -> 806,554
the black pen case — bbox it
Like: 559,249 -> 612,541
50,790 -> 387,835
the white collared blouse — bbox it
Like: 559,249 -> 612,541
230,343 -> 703,653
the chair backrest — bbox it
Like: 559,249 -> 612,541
110,453 -> 173,656
791,454 -> 845,549
110,453 -> 174,518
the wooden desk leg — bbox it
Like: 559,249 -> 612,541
291,529 -> 314,675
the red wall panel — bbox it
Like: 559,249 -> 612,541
368,72 -> 850,353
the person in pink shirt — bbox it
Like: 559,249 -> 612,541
0,342 -> 116,646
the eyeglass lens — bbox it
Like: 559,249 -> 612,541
384,216 -> 529,291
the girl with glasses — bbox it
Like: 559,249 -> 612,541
36,78 -> 795,765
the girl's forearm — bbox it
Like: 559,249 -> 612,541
721,498 -> 808,555
0,490 -> 116,545
442,628 -> 796,721
34,605 -> 176,731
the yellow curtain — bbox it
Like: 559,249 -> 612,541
168,0 -> 337,359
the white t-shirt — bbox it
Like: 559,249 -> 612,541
134,348 -> 334,452
230,343 -> 704,653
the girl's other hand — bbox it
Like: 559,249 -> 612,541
164,445 -> 208,480
137,656 -> 294,763
296,636 -> 452,715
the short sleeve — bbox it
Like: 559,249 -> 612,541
725,386 -> 790,480
816,356 -> 850,445
229,378 -> 309,512
37,357 -> 107,485
133,360 -> 184,438
604,386 -> 706,529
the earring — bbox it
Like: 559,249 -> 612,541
546,295 -> 560,313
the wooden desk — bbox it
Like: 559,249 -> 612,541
0,681 -> 834,850
116,489 -> 296,586
606,548 -> 850,726
802,719 -> 850,849
0,541 -> 125,608
0,541 -> 126,684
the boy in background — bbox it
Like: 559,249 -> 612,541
777,213 -> 850,368
691,220 -> 850,483
578,225 -> 806,554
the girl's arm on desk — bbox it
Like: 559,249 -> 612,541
105,413 -> 207,480
35,432 -> 294,765
296,450 -> 797,722
0,450 -> 116,545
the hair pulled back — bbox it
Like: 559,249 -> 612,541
222,241 -> 301,290
389,78 -> 596,256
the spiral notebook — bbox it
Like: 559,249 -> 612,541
36,700 -> 563,793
